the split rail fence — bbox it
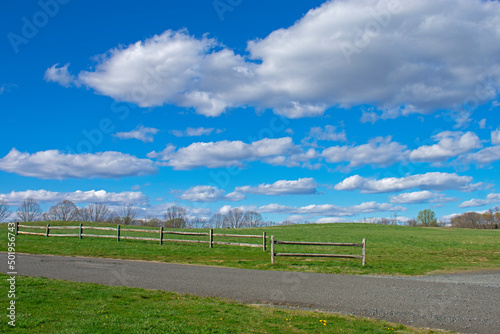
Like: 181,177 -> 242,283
15,223 -> 367,266
15,223 -> 267,251
270,236 -> 366,266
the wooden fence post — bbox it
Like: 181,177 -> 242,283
271,235 -> 275,264
117,225 -> 120,242
160,227 -> 163,245
209,229 -> 213,248
46,223 -> 50,237
362,238 -> 366,266
263,232 -> 266,251
15,222 -> 19,235
79,223 -> 83,239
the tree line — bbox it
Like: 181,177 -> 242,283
1,198 -> 498,229
449,208 -> 499,229
371,208 -> 499,229
0,198 -> 266,229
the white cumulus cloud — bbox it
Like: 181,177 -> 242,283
491,128 -> 500,145
302,125 -> 347,146
258,201 -> 405,217
114,125 -> 159,143
0,148 -> 157,179
322,136 -> 408,168
179,185 -> 245,202
52,0 -> 500,119
44,63 -> 79,87
235,178 -> 318,196
389,191 -> 455,204
409,131 -> 482,162
334,172 -> 481,194
462,146 -> 500,165
170,127 -> 222,137
149,137 -> 298,170
0,189 -> 148,206
459,193 -> 500,208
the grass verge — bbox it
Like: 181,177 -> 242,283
1,274 -> 450,333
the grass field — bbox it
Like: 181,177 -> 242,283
3,222 -> 499,276
0,274 -> 450,333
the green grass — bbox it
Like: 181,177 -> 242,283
0,274 -> 450,333
3,222 -> 499,276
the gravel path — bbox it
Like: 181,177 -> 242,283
2,253 -> 499,334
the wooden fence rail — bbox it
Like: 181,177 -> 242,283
15,223 -> 267,251
270,236 -> 366,266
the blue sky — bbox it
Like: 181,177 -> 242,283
1,0 -> 500,223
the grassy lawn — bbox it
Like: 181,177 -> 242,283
3,222 -> 499,276
0,274 -> 449,334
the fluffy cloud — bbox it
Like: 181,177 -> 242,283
335,172 -> 481,193
459,193 -> 500,208
77,30 -> 248,116
462,146 -> 500,165
491,128 -> 500,145
114,125 -> 159,143
0,189 -> 148,206
409,131 -> 482,162
459,127 -> 500,167
0,148 -> 157,179
389,191 -> 454,204
258,201 -> 404,217
218,204 -> 258,215
171,127 -> 222,137
179,185 -> 245,202
53,0 -> 500,119
149,137 -> 298,170
322,136 -> 408,168
44,63 -> 79,87
235,178 -> 318,196
302,125 -> 347,146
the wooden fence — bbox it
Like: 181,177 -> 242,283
16,223 -> 267,251
270,236 -> 366,266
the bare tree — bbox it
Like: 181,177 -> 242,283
222,208 -> 246,228
140,216 -> 163,227
377,218 -> 392,225
47,200 -> 79,221
244,211 -> 263,227
209,213 -> 225,228
392,211 -> 399,225
0,199 -> 11,223
17,198 -> 42,222
190,217 -> 208,229
78,203 -> 114,223
118,204 -> 138,225
407,218 -> 418,227
279,220 -> 296,226
450,210 -> 499,229
164,206 -> 187,228
76,207 -> 90,222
